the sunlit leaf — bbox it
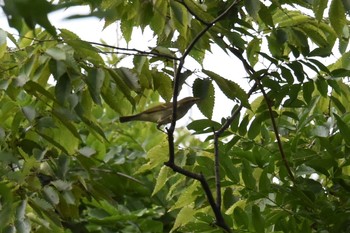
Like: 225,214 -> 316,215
152,166 -> 170,196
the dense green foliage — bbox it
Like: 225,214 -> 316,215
1,0 -> 350,232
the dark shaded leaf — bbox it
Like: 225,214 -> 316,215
193,78 -> 214,119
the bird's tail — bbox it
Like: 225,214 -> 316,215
119,115 -> 138,123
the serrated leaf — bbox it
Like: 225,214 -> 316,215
258,4 -> 274,27
51,180 -> 72,191
136,139 -> 168,174
170,206 -> 195,233
45,47 -> 66,61
169,1 -> 188,40
152,166 -> 170,196
203,70 -> 250,108
43,186 -> 59,205
187,119 -> 221,133
152,71 -> 172,102
120,18 -> 133,43
329,0 -> 347,38
119,67 -> 141,91
86,68 -> 105,105
247,38 -> 261,67
150,0 -> 168,35
192,78 -> 214,119
169,181 -> 199,211
313,0 -> 328,22
245,0 -> 261,19
31,197 -> 53,211
300,23 -> 328,47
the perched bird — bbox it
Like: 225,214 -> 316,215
119,97 -> 201,129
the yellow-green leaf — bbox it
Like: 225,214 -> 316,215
329,0 -> 347,38
152,166 -> 170,196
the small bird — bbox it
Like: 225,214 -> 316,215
119,97 -> 201,129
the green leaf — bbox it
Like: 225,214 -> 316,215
258,4 -> 274,27
259,170 -> 271,193
303,81 -> 314,104
170,206 -> 195,233
187,119 -> 221,133
170,0 -> 188,36
203,70 -> 250,108
315,78 -> 328,97
45,47 -> 66,61
152,71 -> 172,102
3,0 -> 56,35
313,0 -> 328,22
247,38 -> 261,67
252,205 -> 265,233
170,181 -> 199,211
239,115 -> 250,136
299,23 -> 328,47
150,0 -> 168,35
242,159 -> 256,190
245,0 -> 261,20
234,207 -> 249,228
0,29 -> 7,59
152,165 -> 170,196
183,0 -> 214,22
78,147 -> 97,157
120,18 -> 133,43
248,116 -> 261,139
86,68 -> 105,105
55,73 -> 71,105
192,78 -> 214,119
43,186 -> 59,205
287,61 -> 304,82
136,138 -> 168,174
334,114 -> 350,146
0,183 -> 13,229
119,67 -> 141,91
329,0 -> 347,38
22,106 -> 36,122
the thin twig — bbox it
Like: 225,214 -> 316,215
256,79 -> 295,181
177,0 -> 211,25
87,41 -> 180,61
227,44 -> 295,181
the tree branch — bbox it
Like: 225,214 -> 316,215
256,79 -> 295,181
87,41 -> 180,61
227,45 -> 295,182
166,1 -> 240,232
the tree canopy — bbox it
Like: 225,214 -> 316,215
1,0 -> 350,232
